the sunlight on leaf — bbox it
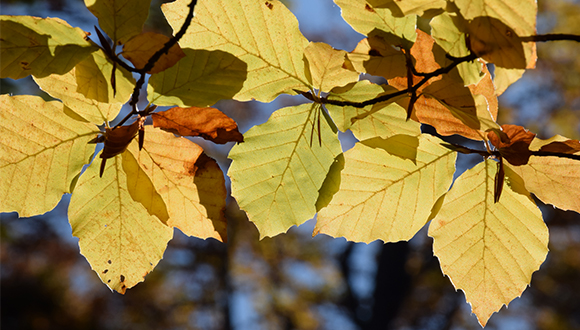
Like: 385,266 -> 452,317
84,0 -> 151,44
162,0 -> 310,102
429,159 -> 548,327
0,95 -> 98,217
34,49 -> 135,124
366,0 -> 447,17
0,15 -> 97,79
127,127 -> 227,241
303,42 -> 360,92
228,103 -> 342,238
315,134 -> 455,243
122,32 -> 185,74
347,34 -> 407,80
69,151 -> 173,294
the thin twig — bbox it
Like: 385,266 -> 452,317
521,33 -> 580,43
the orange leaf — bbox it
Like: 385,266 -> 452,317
539,140 -> 580,154
388,30 -> 498,140
488,125 -> 536,166
152,106 -> 243,144
122,32 -> 185,74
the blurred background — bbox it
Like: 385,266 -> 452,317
1,0 -> 580,329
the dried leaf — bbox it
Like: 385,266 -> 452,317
488,125 -> 536,166
122,32 -> 185,74
152,106 -> 243,144
100,120 -> 140,176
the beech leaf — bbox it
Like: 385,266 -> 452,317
151,106 -> 243,144
84,0 -> 151,44
122,32 -> 186,74
347,34 -> 407,80
429,159 -> 548,327
488,124 -> 536,166
303,42 -> 360,92
365,0 -> 447,17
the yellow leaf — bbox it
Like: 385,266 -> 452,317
34,49 -> 135,124
326,80 -> 421,140
507,156 -> 580,214
334,0 -> 416,48
162,0 -> 310,102
84,0 -> 151,44
366,0 -> 447,17
0,15 -> 97,79
147,49 -> 247,108
303,42 -> 360,92
347,34 -> 407,80
68,151 -> 173,294
228,103 -> 342,238
122,32 -> 185,74
429,159 -> 548,326
315,134 -> 455,243
493,67 -> 525,95
0,95 -> 98,217
127,127 -> 227,241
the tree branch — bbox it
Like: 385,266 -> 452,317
521,33 -> 580,43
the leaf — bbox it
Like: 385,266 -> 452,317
228,103 -> 342,238
84,0 -> 151,44
0,95 -> 99,217
0,15 -> 97,79
122,32 -> 186,74
429,159 -> 548,326
303,42 -> 360,92
389,30 -> 499,140
334,0 -> 417,48
151,106 -> 243,144
69,151 -> 173,294
533,136 -> 580,155
99,120 -> 140,176
34,49 -> 135,124
325,80 -> 421,140
315,134 -> 456,243
162,0 -> 310,102
507,156 -> 580,214
347,34 -> 407,80
366,0 -> 447,17
488,124 -> 536,166
147,49 -> 248,107
493,67 -> 524,95
430,12 -> 485,86
127,127 -> 227,241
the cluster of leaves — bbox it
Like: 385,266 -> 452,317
1,0 -> 580,326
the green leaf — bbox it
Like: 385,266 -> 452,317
0,95 -> 98,217
334,0 -> 416,48
0,15 -> 97,79
228,103 -> 342,238
315,134 -> 456,243
162,0 -> 310,102
147,49 -> 248,107
430,12 -> 485,86
429,159 -> 548,327
303,42 -> 360,92
34,49 -> 135,124
126,127 -> 227,241
85,0 -> 151,44
326,80 -> 421,140
68,151 -> 173,294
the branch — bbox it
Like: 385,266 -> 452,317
521,33 -> 580,43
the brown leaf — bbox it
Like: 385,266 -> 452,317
100,120 -> 140,176
539,140 -> 580,154
488,124 -> 536,166
122,32 -> 185,74
152,106 -> 243,144
388,30 -> 499,140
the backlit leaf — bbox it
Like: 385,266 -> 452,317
508,157 -> 580,214
347,34 -> 407,80
488,124 -> 536,166
0,95 -> 98,217
334,0 -> 416,48
429,159 -> 548,326
147,49 -> 248,107
0,15 -> 97,79
366,0 -> 447,17
151,106 -> 243,144
315,134 -> 455,243
303,42 -> 360,92
228,103 -> 342,238
493,67 -> 524,95
127,127 -> 227,241
325,80 -> 421,140
122,32 -> 185,74
69,151 -> 173,294
162,0 -> 310,102
34,49 -> 135,124
84,0 -> 151,44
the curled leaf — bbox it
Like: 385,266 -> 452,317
100,120 -> 140,176
152,106 -> 243,144
488,124 -> 536,166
